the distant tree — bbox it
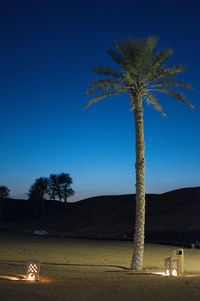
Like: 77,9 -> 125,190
0,185 -> 10,221
48,173 -> 74,208
27,177 -> 49,217
27,177 -> 49,200
48,174 -> 61,201
0,185 -> 10,198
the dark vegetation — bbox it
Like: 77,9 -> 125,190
0,173 -> 74,221
0,187 -> 200,246
0,185 -> 10,198
27,172 -> 74,207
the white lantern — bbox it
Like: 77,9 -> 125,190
171,249 -> 184,275
26,260 -> 40,281
165,257 -> 179,276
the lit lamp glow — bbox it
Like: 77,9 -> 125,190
171,249 -> 184,275
165,257 -> 179,276
26,260 -> 40,281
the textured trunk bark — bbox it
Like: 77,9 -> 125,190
130,96 -> 146,270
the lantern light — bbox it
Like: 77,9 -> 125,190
165,257 -> 179,276
171,249 -> 184,275
26,260 -> 40,281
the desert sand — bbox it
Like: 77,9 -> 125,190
0,235 -> 200,301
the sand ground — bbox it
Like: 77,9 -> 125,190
0,235 -> 200,301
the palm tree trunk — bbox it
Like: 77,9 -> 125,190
130,96 -> 146,270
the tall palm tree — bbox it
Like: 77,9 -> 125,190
85,36 -> 193,270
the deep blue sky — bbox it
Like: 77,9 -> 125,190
1,0 -> 199,201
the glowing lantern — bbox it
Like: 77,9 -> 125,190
26,260 -> 40,281
171,249 -> 184,275
165,257 -> 179,276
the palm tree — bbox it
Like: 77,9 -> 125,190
85,36 -> 193,270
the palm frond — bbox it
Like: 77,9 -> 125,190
145,92 -> 166,116
144,48 -> 173,80
86,79 -> 125,96
138,36 -> 158,74
85,89 -> 126,109
158,64 -> 187,78
145,65 -> 186,83
155,89 -> 194,108
108,43 -> 140,81
116,39 -> 141,65
152,48 -> 173,68
116,37 -> 158,80
151,80 -> 193,90
86,86 -> 109,96
143,36 -> 158,54
107,48 -> 125,68
93,66 -> 123,78
87,78 -> 123,89
123,36 -> 157,63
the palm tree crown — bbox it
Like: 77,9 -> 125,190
85,36 -> 193,113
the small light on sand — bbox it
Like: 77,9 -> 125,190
26,260 -> 40,281
171,249 -> 184,275
165,257 -> 179,276
27,273 -> 36,281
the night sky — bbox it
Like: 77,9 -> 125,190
1,0 -> 200,201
